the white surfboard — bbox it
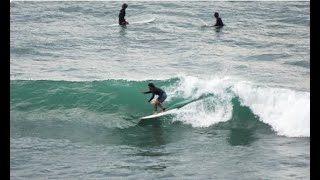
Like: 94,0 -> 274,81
130,18 -> 156,25
107,18 -> 156,27
140,108 -> 178,120
199,19 -> 214,27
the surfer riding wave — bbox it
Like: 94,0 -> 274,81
142,83 -> 167,115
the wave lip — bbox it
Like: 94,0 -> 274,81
232,82 -> 310,137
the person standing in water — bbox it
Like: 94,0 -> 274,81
119,3 -> 129,25
214,12 -> 224,27
142,83 -> 167,115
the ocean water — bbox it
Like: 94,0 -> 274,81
10,1 -> 310,179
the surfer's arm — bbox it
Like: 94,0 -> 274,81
148,94 -> 155,103
119,10 -> 125,19
143,91 -> 152,94
119,9 -> 126,24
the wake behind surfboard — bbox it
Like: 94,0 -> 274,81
107,18 -> 156,27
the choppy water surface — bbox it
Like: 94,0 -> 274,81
10,1 -> 309,179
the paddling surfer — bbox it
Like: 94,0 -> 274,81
119,3 -> 129,25
142,83 -> 167,115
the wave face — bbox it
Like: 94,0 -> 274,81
10,76 -> 309,138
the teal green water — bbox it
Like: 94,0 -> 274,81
11,79 -> 309,179
10,79 -> 268,129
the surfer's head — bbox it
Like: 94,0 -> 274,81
214,12 -> 219,18
122,3 -> 128,9
148,83 -> 155,90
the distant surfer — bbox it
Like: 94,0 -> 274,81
119,3 -> 129,25
214,12 -> 224,27
142,83 -> 167,115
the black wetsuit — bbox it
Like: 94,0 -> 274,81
144,87 -> 166,103
119,8 -> 126,25
214,17 -> 224,27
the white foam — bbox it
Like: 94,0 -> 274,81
174,97 -> 233,127
232,82 -> 310,137
167,75 -> 234,127
166,75 -> 234,100
167,76 -> 310,137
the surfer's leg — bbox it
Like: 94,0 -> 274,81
158,103 -> 166,112
153,101 -> 158,114
156,99 -> 166,112
157,93 -> 167,112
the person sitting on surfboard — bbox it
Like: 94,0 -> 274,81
214,12 -> 224,27
142,83 -> 167,115
119,3 -> 129,25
